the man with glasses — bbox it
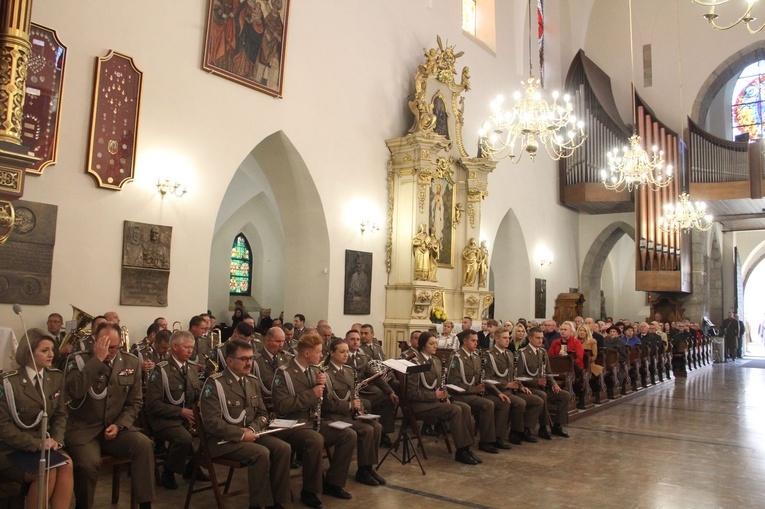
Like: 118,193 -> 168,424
542,320 -> 560,350
65,322 -> 155,509
201,338 -> 291,509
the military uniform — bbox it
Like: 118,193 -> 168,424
517,345 -> 571,427
447,348 -> 506,444
212,338 -> 264,370
251,348 -> 292,411
73,334 -> 95,354
190,335 -> 212,375
323,361 -> 382,467
0,367 -> 67,482
144,357 -> 201,475
200,367 -> 290,507
346,351 -> 396,434
360,341 -> 385,361
64,350 -> 154,508
134,341 -> 168,365
484,345 -> 544,436
272,359 -> 355,491
407,352 -> 474,449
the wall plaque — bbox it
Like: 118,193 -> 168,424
24,24 -> 67,175
0,200 -> 58,305
120,220 -> 171,306
344,250 -> 371,315
86,50 -> 142,190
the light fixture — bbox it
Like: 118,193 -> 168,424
157,179 -> 187,198
360,220 -> 379,235
692,0 -> 764,34
478,0 -> 585,163
600,0 -> 674,193
601,134 -> 673,192
539,257 -> 552,268
535,247 -> 553,267
658,193 -> 714,233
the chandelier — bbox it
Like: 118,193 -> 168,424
478,78 -> 586,162
601,134 -> 673,192
658,193 -> 714,233
692,0 -> 764,34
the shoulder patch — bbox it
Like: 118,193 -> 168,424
202,383 -> 214,398
450,358 -> 458,370
273,372 -> 283,387
66,357 -> 78,372
1,370 -> 17,379
148,369 -> 159,383
0,385 -> 3,397
210,372 -> 223,379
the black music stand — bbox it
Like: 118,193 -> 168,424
377,362 -> 429,475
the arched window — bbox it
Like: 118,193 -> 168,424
731,60 -> 765,141
462,0 -> 477,36
229,233 -> 252,296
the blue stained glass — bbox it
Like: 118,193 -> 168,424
732,62 -> 765,141
230,234 -> 252,295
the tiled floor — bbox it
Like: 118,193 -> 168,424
93,360 -> 765,508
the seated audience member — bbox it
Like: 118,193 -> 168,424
623,325 -> 642,348
0,328 -> 73,509
508,323 -> 529,354
576,324 -> 602,375
435,320 -> 459,350
542,320 -> 560,350
548,321 -> 585,371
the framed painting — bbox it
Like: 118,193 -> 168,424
202,0 -> 290,98
344,250 -> 371,315
429,176 -> 455,267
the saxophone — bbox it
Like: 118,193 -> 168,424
312,362 -> 328,432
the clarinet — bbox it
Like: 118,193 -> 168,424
439,351 -> 454,403
312,362 -> 328,432
513,349 -> 521,393
477,352 -> 486,396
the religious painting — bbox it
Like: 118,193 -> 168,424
433,92 -> 450,139
202,0 -> 291,98
429,176 -> 455,267
121,221 -> 171,306
344,250 -> 371,315
86,51 -> 142,190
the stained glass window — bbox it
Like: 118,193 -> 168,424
732,60 -> 765,141
462,0 -> 477,36
538,0 -> 544,87
230,233 -> 252,295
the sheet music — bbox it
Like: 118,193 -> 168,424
383,358 -> 416,373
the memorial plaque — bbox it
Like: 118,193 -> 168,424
344,250 -> 372,315
120,220 -> 171,306
0,200 -> 58,305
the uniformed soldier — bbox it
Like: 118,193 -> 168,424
346,330 -> 398,447
0,328 -> 73,509
282,323 -> 298,355
145,330 -> 206,489
72,316 -> 106,355
406,332 -> 481,465
188,315 -> 211,377
485,327 -> 543,445
64,322 -> 154,509
448,330 -> 511,454
130,323 -> 159,357
212,322 -> 263,369
518,327 -> 571,439
324,337 -> 386,486
272,332 -> 355,507
250,327 -> 292,412
200,338 -> 291,509
359,324 -> 385,361
400,330 -> 420,359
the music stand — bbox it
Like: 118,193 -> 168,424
377,362 -> 429,475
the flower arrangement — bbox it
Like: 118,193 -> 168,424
430,306 -> 447,324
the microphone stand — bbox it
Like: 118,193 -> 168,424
13,304 -> 48,509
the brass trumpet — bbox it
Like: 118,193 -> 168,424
172,321 -> 183,332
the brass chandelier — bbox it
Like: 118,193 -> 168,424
692,0 -> 764,34
658,193 -> 714,233
478,0 -> 585,163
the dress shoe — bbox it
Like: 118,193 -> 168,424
379,433 -> 394,448
508,431 -> 523,445
538,426 -> 552,440
478,442 -> 499,454
323,482 -> 352,500
455,449 -> 478,465
522,429 -> 538,443
551,425 -> 570,438
369,468 -> 387,485
421,424 -> 439,437
493,439 -> 512,450
468,450 -> 483,464
300,489 -> 323,509
160,469 -> 177,490
183,463 -> 210,482
354,468 -> 379,486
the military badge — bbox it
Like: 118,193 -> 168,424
273,373 -> 283,387
118,368 -> 135,376
203,383 -> 213,398
50,390 -> 61,399
149,369 -> 159,383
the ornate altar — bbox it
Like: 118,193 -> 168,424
383,37 -> 495,354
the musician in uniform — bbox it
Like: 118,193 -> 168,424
144,330 -> 206,489
517,327 -> 571,440
485,327 -> 543,444
130,323 -> 159,358
137,328 -> 171,380
345,329 -> 398,447
407,332 -> 481,465
447,330 -> 511,453
64,322 -> 154,509
282,323 -> 297,355
323,337 -> 386,487
188,315 -> 211,375
0,328 -> 73,509
251,327 -> 292,412
72,316 -> 106,354
400,330 -> 420,359
212,322 -> 262,368
272,332 -> 355,506
200,338 -> 291,509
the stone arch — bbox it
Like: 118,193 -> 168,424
580,221 -> 636,319
490,209 -> 531,320
692,40 -> 765,124
208,131 -> 330,324
743,240 -> 765,288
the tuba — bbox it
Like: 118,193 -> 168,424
209,328 -> 221,351
172,321 -> 183,332
59,305 -> 93,349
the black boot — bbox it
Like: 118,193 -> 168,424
161,469 -> 177,490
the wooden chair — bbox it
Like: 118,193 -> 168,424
184,405 -> 247,509
101,455 -> 136,508
138,409 -> 168,486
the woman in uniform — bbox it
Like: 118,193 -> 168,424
0,328 -> 72,509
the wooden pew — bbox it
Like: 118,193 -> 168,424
673,337 -> 689,377
604,349 -> 623,400
549,351 -> 577,414
577,351 -> 595,409
589,350 -> 608,404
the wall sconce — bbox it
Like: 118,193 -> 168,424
535,247 -> 553,267
539,257 -> 552,267
157,179 -> 187,199
360,220 -> 380,235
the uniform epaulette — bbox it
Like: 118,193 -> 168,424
277,364 -> 288,371
209,372 -> 223,379
246,373 -> 258,379
356,351 -> 370,358
1,370 -> 17,378
341,364 -> 353,371
253,352 -> 263,359
44,367 -> 62,373
156,361 -> 168,368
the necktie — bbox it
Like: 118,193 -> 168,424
181,364 -> 188,378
